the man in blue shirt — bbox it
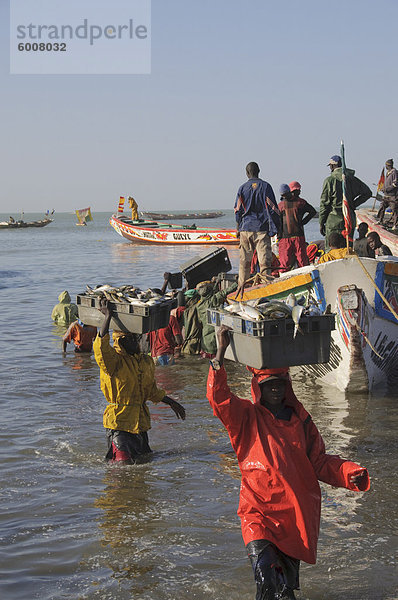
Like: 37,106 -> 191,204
234,162 -> 280,293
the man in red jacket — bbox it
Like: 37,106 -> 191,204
277,182 -> 316,273
207,326 -> 370,600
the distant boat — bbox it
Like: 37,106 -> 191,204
141,211 -> 224,220
0,217 -> 53,229
110,214 -> 238,245
75,207 -> 93,226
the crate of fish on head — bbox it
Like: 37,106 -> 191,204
76,284 -> 177,334
207,293 -> 335,369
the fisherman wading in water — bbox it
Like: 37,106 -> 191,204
94,299 -> 186,463
207,326 -> 370,600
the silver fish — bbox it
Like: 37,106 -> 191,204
258,301 -> 292,318
292,304 -> 304,338
224,300 -> 240,313
285,293 -> 297,307
93,284 -> 114,292
128,299 -> 148,306
239,302 -> 264,321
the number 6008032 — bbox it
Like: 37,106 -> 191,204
18,42 -> 66,51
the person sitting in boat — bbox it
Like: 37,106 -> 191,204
8,216 -> 15,223
207,325 -> 370,600
317,232 -> 348,264
128,196 -> 139,221
51,290 -> 79,328
376,159 -> 398,229
277,182 -> 317,273
182,276 -> 238,358
353,223 -> 375,258
366,232 -> 393,257
93,298 -> 186,463
63,319 -> 97,353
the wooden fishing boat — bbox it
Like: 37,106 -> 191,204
229,255 -> 398,392
0,218 -> 53,229
110,214 -> 238,245
141,210 -> 224,220
357,207 -> 398,255
75,207 -> 93,226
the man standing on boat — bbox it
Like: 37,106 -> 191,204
277,182 -> 316,272
319,155 -> 371,249
234,162 -> 280,294
128,196 -> 139,221
376,159 -> 398,229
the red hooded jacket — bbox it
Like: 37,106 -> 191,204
207,366 -> 370,564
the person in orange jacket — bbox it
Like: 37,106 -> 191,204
207,326 -> 370,600
63,319 -> 97,353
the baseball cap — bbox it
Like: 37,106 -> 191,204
279,183 -> 291,196
327,155 -> 342,166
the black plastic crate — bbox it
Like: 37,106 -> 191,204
219,272 -> 238,290
76,294 -> 176,334
180,247 -> 231,288
167,272 -> 183,289
207,308 -> 335,368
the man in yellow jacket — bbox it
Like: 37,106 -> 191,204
128,196 -> 139,221
94,299 -> 186,463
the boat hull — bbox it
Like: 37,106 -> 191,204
110,214 -> 238,245
0,218 -> 53,229
231,256 -> 398,392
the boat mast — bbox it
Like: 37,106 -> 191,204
341,140 -> 352,251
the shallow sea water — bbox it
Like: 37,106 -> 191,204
0,212 -> 397,600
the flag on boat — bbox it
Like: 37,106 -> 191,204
340,140 -> 353,244
377,168 -> 385,193
75,207 -> 93,224
118,196 -> 125,213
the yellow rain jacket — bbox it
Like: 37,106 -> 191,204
51,290 -> 79,327
93,332 -> 165,434
128,197 -> 139,221
317,247 -> 348,264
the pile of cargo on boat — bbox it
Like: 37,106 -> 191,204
208,292 -> 335,369
76,284 -> 177,334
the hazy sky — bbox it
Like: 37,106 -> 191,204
1,0 -> 397,214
